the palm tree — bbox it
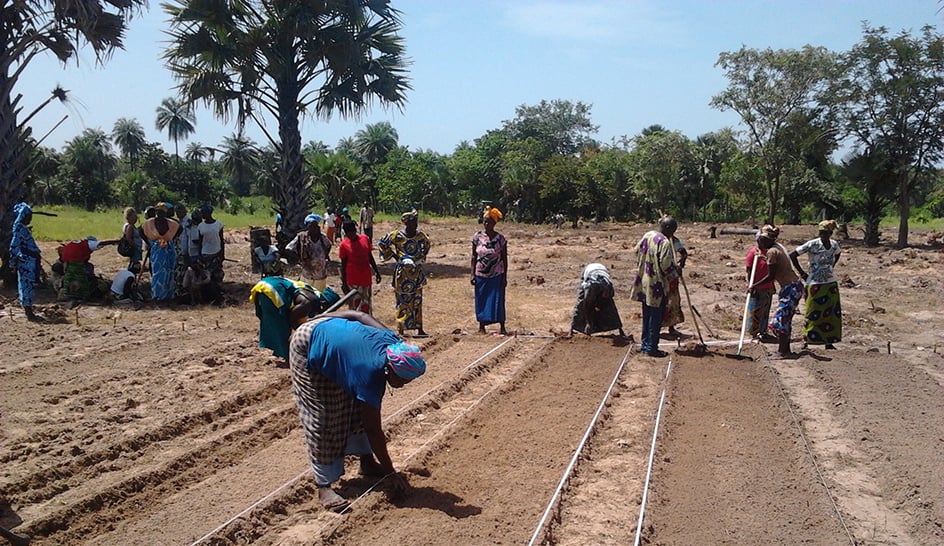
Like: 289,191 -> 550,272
309,152 -> 362,211
60,129 -> 116,210
163,0 -> 410,236
155,97 -> 196,160
111,118 -> 147,171
353,121 -> 399,204
0,1 -> 145,284
220,134 -> 261,197
184,142 -> 209,164
354,122 -> 399,165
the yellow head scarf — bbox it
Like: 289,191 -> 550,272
818,219 -> 838,232
483,206 -> 503,223
401,208 -> 418,223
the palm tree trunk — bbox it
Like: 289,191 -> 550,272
896,172 -> 910,248
276,85 -> 307,236
0,70 -> 28,286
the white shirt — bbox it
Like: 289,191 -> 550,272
111,270 -> 135,296
197,220 -> 224,255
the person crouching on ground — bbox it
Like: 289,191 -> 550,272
110,263 -> 143,302
249,276 -> 339,367
631,217 -> 681,357
59,236 -> 115,301
570,263 -> 626,338
748,225 -> 804,359
289,310 -> 425,512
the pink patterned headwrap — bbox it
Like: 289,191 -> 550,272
385,341 -> 426,380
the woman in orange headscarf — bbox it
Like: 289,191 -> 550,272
471,206 -> 508,335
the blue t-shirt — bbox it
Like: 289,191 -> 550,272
307,318 -> 400,409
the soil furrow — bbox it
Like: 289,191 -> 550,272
316,337 -> 630,545
544,352 -> 668,545
644,351 -> 850,545
72,335 -> 525,545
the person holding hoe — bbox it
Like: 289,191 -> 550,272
748,225 -> 804,359
631,217 -> 681,357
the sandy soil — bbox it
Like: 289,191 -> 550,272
1,218 -> 942,545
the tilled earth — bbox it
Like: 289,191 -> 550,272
1,218 -> 942,545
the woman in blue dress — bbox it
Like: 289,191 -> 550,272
141,204 -> 181,301
10,202 -> 43,321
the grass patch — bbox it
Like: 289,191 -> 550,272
28,205 -> 276,242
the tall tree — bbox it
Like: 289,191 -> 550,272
502,99 -> 599,155
833,25 -> 944,247
220,134 -> 260,197
155,97 -> 196,160
841,151 -> 898,246
626,127 -> 697,219
163,0 -> 410,236
58,128 -> 116,210
711,45 -> 837,224
354,121 -> 399,165
354,121 -> 399,202
184,142 -> 209,163
111,118 -> 147,171
0,0 -> 145,283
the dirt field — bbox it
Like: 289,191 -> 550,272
1,217 -> 942,545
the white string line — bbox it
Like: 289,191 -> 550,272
190,335 -> 519,546
385,336 -> 517,421
310,336 -> 541,535
633,356 -> 674,546
762,353 -> 857,546
527,345 -> 635,546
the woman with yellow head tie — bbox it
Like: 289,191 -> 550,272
471,206 -> 508,335
378,208 -> 431,336
789,220 -> 842,348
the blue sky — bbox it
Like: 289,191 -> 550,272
19,0 -> 943,156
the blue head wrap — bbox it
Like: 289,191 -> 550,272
13,202 -> 32,225
385,341 -> 426,380
319,286 -> 340,306
304,213 -> 323,226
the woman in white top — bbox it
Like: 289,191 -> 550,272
790,219 -> 842,348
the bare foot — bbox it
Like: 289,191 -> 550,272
768,352 -> 799,360
318,486 -> 350,513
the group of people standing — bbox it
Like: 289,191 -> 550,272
612,216 -> 842,359
122,202 -> 225,304
746,220 -> 842,358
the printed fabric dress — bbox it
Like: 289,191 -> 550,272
794,238 -> 842,344
472,230 -> 507,325
10,203 -> 41,308
378,230 -> 430,331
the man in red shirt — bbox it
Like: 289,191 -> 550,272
338,220 -> 381,314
